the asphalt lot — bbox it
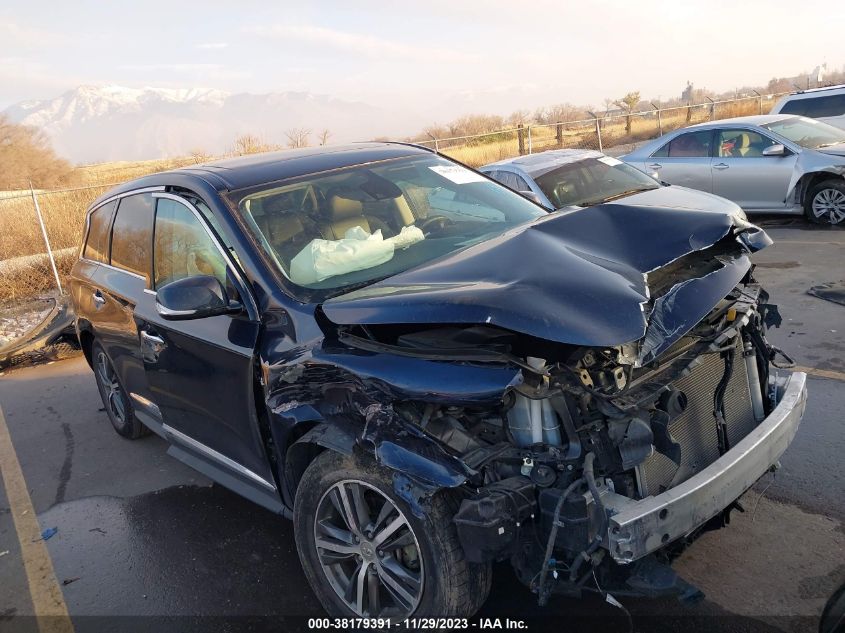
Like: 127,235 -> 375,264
0,221 -> 843,633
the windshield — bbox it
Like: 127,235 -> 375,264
533,156 -> 659,208
230,154 -> 545,294
761,116 -> 845,149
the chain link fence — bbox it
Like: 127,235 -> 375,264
417,92 -> 788,166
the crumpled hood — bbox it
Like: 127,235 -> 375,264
606,185 -> 745,216
323,204 -> 768,356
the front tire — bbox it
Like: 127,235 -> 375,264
805,179 -> 845,225
294,450 -> 491,619
92,341 -> 147,439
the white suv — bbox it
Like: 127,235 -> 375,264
771,85 -> 845,130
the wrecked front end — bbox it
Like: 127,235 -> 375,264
264,205 -> 807,604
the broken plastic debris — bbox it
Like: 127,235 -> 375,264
40,527 -> 58,541
62,577 -> 80,585
0,550 -> 9,557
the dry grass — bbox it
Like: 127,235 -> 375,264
0,96 -> 778,303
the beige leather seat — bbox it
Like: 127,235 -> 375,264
734,133 -> 752,157
320,195 -> 372,240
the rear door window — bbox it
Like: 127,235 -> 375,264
110,193 -> 153,279
83,200 -> 117,263
652,130 -> 713,158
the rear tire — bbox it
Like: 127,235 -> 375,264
293,450 -> 491,619
91,341 -> 148,439
805,179 -> 845,225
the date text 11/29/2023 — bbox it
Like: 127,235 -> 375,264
307,618 -> 528,630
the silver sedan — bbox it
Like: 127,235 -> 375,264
622,114 -> 845,225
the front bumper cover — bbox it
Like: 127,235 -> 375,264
604,370 -> 807,563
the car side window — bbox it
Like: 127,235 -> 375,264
652,131 -> 712,158
782,94 -> 845,118
153,198 -> 228,290
83,200 -> 117,263
716,129 -> 777,158
110,193 -> 153,278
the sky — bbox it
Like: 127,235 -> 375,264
0,0 -> 841,120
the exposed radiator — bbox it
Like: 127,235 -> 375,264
636,337 -> 758,497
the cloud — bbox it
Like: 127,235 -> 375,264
0,19 -> 70,52
196,42 -> 229,50
245,24 -> 479,64
119,63 -> 226,72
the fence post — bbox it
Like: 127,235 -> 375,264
686,102 -> 692,122
651,102 -> 662,136
556,123 -> 563,147
517,124 -> 525,155
587,112 -> 602,152
527,126 -> 532,154
752,90 -> 762,114
29,183 -> 63,294
706,96 -> 715,120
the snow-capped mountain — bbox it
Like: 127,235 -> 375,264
3,85 -> 421,163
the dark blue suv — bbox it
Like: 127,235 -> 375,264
71,143 -> 806,619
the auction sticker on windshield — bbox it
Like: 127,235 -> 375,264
597,156 -> 623,166
429,164 -> 487,184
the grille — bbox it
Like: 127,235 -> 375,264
636,337 -> 757,497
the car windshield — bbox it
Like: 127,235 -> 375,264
761,117 -> 845,149
532,156 -> 659,208
229,154 -> 545,295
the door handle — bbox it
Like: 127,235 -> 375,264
140,330 -> 166,362
92,290 -> 105,306
713,163 -> 729,170
648,163 -> 662,170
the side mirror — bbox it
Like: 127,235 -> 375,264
762,144 -> 787,157
155,275 -> 242,320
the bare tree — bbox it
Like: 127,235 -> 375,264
233,133 -> 271,155
614,91 -> 642,134
285,128 -> 311,149
0,115 -> 75,189
506,110 -> 531,126
189,148 -> 212,164
318,129 -> 331,146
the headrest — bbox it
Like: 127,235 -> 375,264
327,194 -> 363,221
264,215 -> 304,243
736,133 -> 750,148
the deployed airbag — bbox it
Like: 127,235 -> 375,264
290,225 -> 424,285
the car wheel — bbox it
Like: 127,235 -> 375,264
805,179 -> 845,225
92,342 -> 148,439
294,450 -> 491,619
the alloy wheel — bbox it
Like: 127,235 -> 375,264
313,479 -> 424,617
96,351 -> 126,425
811,188 -> 845,224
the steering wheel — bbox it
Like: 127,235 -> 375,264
419,215 -> 455,235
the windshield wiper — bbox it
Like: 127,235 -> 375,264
579,187 -> 656,207
816,142 -> 844,149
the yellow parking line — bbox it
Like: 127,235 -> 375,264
0,403 -> 74,633
793,365 -> 845,383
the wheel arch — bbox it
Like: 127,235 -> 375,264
77,322 -> 96,369
795,169 -> 845,205
282,422 -> 356,510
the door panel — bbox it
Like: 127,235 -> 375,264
647,130 -> 714,192
135,194 -> 274,491
711,128 -> 797,210
91,265 -> 152,404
